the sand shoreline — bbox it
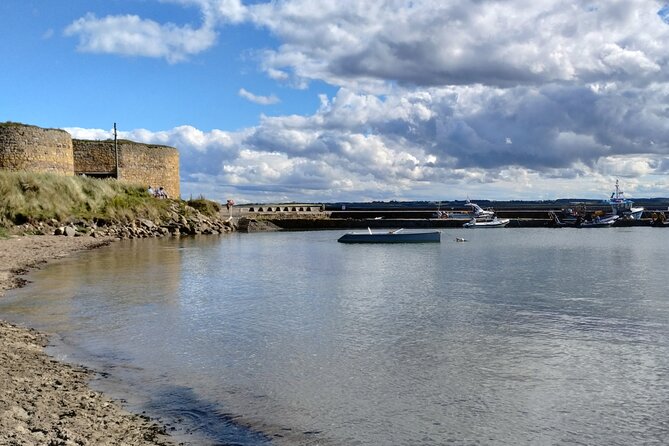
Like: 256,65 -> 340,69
0,235 -> 177,445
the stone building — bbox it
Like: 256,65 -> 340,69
0,122 -> 180,198
72,139 -> 180,198
0,123 -> 74,175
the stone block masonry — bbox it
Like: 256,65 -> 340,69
0,123 -> 74,175
118,141 -> 180,199
72,140 -> 117,175
73,139 -> 180,198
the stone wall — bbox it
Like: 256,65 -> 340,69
73,139 -> 180,198
72,140 -> 117,176
118,141 -> 180,199
0,123 -> 74,175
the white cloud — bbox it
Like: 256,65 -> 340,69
238,88 -> 280,105
64,1 -> 669,86
198,0 -> 248,23
64,13 -> 216,63
248,0 -> 669,89
62,1 -> 669,202
596,156 -> 656,178
63,127 -> 114,141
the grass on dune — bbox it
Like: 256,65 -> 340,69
0,171 -> 177,227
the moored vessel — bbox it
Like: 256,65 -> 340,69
338,228 -> 441,243
607,179 -> 644,220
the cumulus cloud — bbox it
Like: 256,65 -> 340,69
238,88 -> 280,105
64,13 -> 216,63
250,0 -> 669,89
204,0 -> 247,23
63,1 -> 669,201
69,73 -> 669,202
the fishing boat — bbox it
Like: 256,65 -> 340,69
549,211 -> 580,227
606,179 -> 644,220
579,215 -> 619,228
337,228 -> 441,243
463,216 -> 510,228
549,211 -> 618,228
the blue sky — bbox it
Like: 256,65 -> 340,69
3,1 -> 669,203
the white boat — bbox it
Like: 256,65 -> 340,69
338,228 -> 441,243
463,216 -> 510,228
607,179 -> 644,220
461,201 -> 510,228
435,200 -> 496,220
464,201 -> 496,219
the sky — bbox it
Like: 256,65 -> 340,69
2,0 -> 669,204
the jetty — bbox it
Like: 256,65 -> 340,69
232,200 -> 669,230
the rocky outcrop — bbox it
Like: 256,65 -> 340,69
236,218 -> 282,232
12,203 -> 238,240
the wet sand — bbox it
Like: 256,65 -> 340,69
0,235 -> 176,445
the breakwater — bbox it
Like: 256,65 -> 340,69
231,202 -> 668,230
236,201 -> 669,230
264,217 -> 661,230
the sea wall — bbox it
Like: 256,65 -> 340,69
0,123 -> 74,175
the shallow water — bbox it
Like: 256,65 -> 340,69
2,228 -> 669,445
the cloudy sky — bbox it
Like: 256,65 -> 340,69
3,1 -> 669,203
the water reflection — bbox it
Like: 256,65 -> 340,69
2,229 -> 669,445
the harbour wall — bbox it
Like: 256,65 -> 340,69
262,216 -> 665,230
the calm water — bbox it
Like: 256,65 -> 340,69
2,228 -> 669,445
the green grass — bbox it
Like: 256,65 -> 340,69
0,171 -> 220,229
186,196 -> 222,217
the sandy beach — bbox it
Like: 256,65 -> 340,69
0,235 -> 176,445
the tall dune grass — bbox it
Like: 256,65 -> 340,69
0,171 -> 173,227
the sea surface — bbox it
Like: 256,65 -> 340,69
2,228 -> 669,445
